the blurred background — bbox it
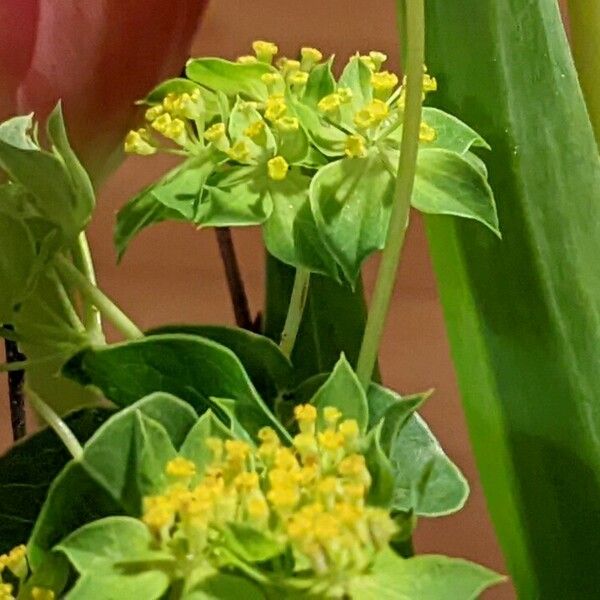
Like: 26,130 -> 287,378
0,2 -> 571,597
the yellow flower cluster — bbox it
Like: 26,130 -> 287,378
141,405 -> 396,585
0,546 -> 55,600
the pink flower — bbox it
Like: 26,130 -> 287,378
0,1 -> 208,182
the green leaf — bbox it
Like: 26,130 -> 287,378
28,394 -> 196,567
0,408 -> 113,553
363,423 -> 395,508
349,548 -> 504,599
302,58 -> 336,109
186,58 -> 274,101
179,410 -> 233,478
412,149 -> 500,236
147,325 -> 293,403
65,571 -> 170,600
310,354 -> 369,433
144,78 -> 201,104
264,255 -> 370,383
56,516 -> 172,574
422,0 -> 600,595
290,99 -> 347,157
18,552 -> 70,599
221,523 -> 283,563
62,334 -> 288,440
262,169 -> 337,277
228,98 -> 276,153
310,150 -> 395,283
185,573 -> 266,600
338,56 -> 374,111
0,210 -> 37,321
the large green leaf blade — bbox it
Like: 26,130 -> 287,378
422,0 -> 600,595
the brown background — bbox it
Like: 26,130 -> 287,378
2,1 -> 572,596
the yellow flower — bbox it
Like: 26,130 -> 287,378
353,108 -> 375,130
294,404 -> 317,434
367,99 -> 389,122
419,121 -> 437,142
258,426 -> 280,445
253,40 -> 279,63
227,140 -> 251,163
289,71 -> 309,86
247,496 -> 270,520
267,485 -> 300,510
423,72 -> 438,93
0,583 -> 14,600
166,457 -> 197,479
358,55 -> 377,72
204,122 -> 226,143
339,418 -> 360,442
237,55 -> 258,64
235,471 -> 259,491
31,588 -> 55,600
318,93 -> 342,115
225,440 -> 251,463
1,545 -> 27,579
369,51 -> 388,71
161,118 -> 188,145
337,87 -> 354,104
261,72 -> 284,93
267,155 -> 289,181
244,120 -> 267,146
144,104 -> 164,122
143,504 -> 175,532
124,129 -> 156,156
265,94 -> 287,122
275,447 -> 300,471
301,47 -> 323,70
205,437 -> 224,462
318,429 -> 345,452
371,71 -> 399,99
278,58 -> 301,75
294,432 -> 318,456
323,406 -> 342,426
353,99 -> 389,129
275,116 -> 300,132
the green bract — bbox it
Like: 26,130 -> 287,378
117,44 -> 499,284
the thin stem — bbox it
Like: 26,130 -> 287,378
72,232 -> 105,343
356,0 -> 425,388
279,268 -> 311,358
567,0 -> 600,147
214,228 -> 253,330
4,335 -> 26,441
26,386 -> 83,460
55,254 -> 144,341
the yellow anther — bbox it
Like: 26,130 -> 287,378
145,105 -> 164,122
227,140 -> 251,162
275,116 -> 300,132
323,406 -> 342,426
358,55 -> 377,72
354,99 -> 389,129
344,134 -> 367,158
261,72 -> 284,90
258,426 -> 280,445
124,129 -> 157,156
419,121 -> 437,142
166,457 -> 197,479
337,87 -> 354,104
369,51 -> 388,71
300,47 -> 323,66
267,155 -> 289,181
295,464 -> 319,485
162,118 -> 188,145
225,440 -> 251,462
0,583 -> 14,600
253,40 -> 279,63
318,429 -> 345,452
178,91 -> 204,119
237,55 -> 258,64
353,108 -> 375,130
318,93 -> 342,114
371,71 -> 399,99
235,472 -> 259,490
150,112 -> 172,133
275,447 -> 300,471
294,404 -> 317,424
265,94 -> 287,122
339,419 -> 360,441
278,58 -> 301,75
1,545 -> 27,579
31,588 -> 55,600
367,99 -> 389,121
143,505 -> 174,531
338,454 -> 367,478
267,485 -> 299,510
289,71 -> 309,86
314,513 -> 341,542
204,122 -> 226,143
423,73 -> 438,93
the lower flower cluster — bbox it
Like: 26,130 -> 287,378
142,405 -> 396,592
0,546 -> 53,600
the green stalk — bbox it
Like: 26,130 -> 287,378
26,386 -> 83,460
55,254 -> 144,341
356,0 -> 425,388
279,267 -> 311,358
567,0 -> 600,146
72,232 -> 105,343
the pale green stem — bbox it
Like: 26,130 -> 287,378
72,232 -> 105,343
567,1 -> 600,147
356,0 -> 425,388
55,254 -> 144,341
279,268 -> 311,358
26,386 -> 83,460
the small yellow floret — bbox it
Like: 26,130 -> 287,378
353,108 -> 375,130
0,583 -> 14,600
267,156 -> 289,181
247,497 -> 269,519
372,71 -> 399,96
419,121 -> 437,142
267,485 -> 299,509
162,118 -> 188,145
279,59 -> 301,75
145,105 -> 164,122
323,406 -> 342,426
295,404 -> 317,423
204,122 -> 226,143
358,55 -> 377,72
265,94 -> 287,122
345,134 -> 367,158
275,116 -> 300,132
253,40 -> 279,63
235,471 -> 259,490
369,51 -> 388,70
237,55 -> 258,64
225,440 -> 251,462
124,129 -> 156,156
301,47 -> 323,64
423,73 -> 438,93
261,72 -> 284,87
31,588 -> 55,600
294,432 -> 318,455
317,93 -> 342,114
289,71 -> 309,86
258,426 -> 280,445
339,418 -> 360,440
337,87 -> 354,104
227,139 -> 251,162
166,457 -> 197,479
318,429 -> 345,452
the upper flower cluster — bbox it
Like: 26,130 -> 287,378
142,404 -> 396,595
0,545 -> 53,600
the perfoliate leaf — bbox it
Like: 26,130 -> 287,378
221,523 -> 284,563
363,423 -> 395,508
310,354 -> 369,433
338,56 -> 374,111
310,150 -> 395,283
290,99 -> 347,157
185,573 -> 266,600
186,58 -> 274,101
302,58 -> 336,109
64,572 -> 170,600
200,181 -> 272,227
228,98 -> 276,154
349,549 -> 504,599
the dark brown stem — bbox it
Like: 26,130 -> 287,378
4,335 -> 26,441
214,228 -> 253,330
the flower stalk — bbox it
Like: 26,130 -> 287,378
356,0 -> 426,388
279,268 -> 311,358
